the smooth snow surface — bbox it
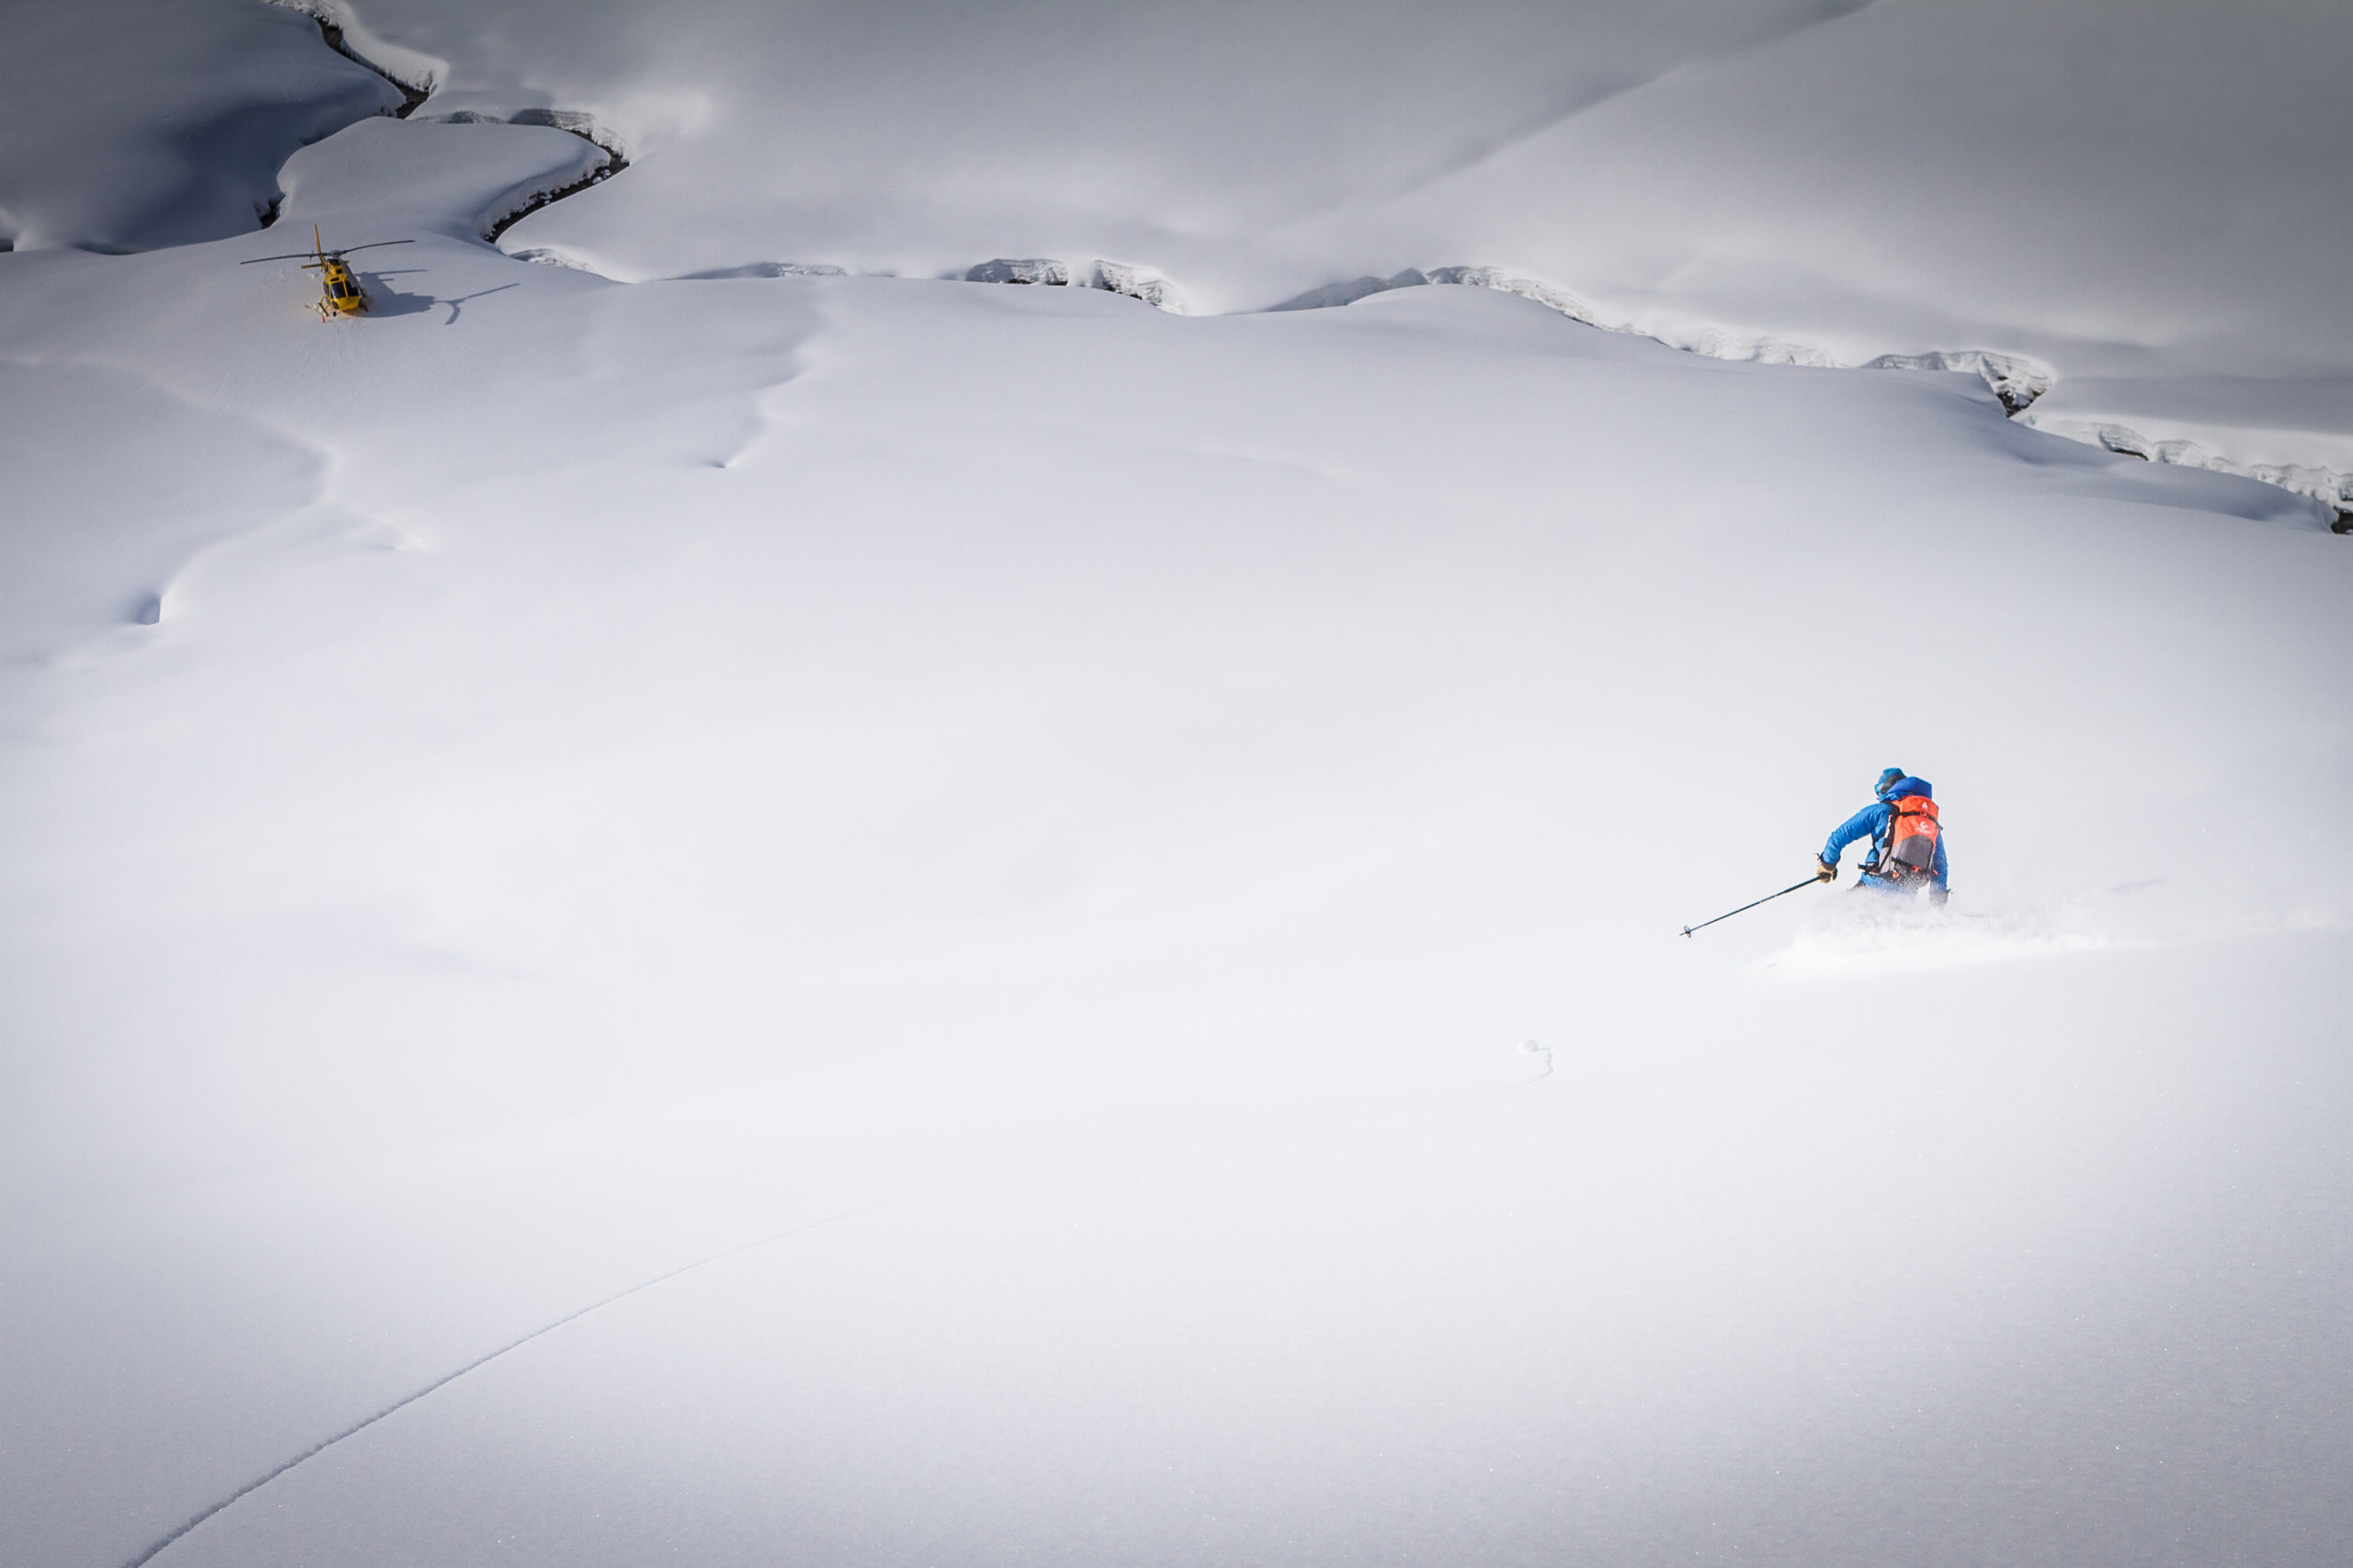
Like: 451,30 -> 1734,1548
3,7 -> 2351,1568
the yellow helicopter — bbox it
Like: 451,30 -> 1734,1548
242,225 -> 413,320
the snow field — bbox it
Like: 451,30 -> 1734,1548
0,33 -> 2349,1568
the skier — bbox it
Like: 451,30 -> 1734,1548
1815,767 -> 1949,903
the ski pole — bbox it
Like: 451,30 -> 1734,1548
1679,875 -> 1824,937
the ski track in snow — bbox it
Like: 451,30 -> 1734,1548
1324,0 -> 1887,218
113,1033 -> 1560,1568
118,1201 -> 902,1568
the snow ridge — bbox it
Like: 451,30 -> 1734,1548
1263,263 -> 2350,521
963,257 -> 1190,312
264,0 -> 445,111
1859,350 -> 2052,417
481,149 -> 627,244
419,111 -> 632,242
676,260 -> 851,280
2023,415 -> 2353,523
1272,265 -> 2054,414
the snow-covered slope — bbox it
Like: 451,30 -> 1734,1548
2,9 -> 2350,1568
0,0 -> 412,252
199,0 -> 2352,504
6,0 -> 2347,499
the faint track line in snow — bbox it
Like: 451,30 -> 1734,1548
1289,0 -> 1884,220
112,1024 -> 1538,1568
119,1199 -> 903,1568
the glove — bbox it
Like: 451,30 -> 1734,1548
1930,886 -> 1949,906
1815,857 -> 1837,883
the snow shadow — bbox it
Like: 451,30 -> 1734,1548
360,268 -> 518,324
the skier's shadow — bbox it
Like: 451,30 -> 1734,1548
362,269 -> 519,325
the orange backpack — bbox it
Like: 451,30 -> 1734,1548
1878,796 -> 1941,881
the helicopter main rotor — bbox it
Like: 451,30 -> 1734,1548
242,238 -> 414,266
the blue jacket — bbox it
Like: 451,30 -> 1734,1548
1822,776 -> 1949,890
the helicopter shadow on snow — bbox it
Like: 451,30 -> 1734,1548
363,268 -> 519,325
